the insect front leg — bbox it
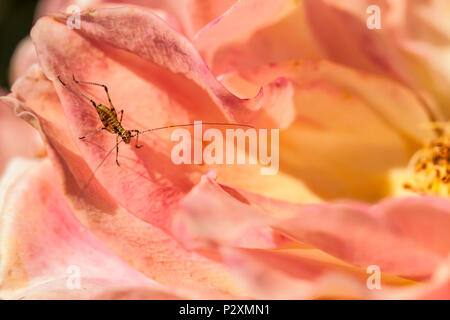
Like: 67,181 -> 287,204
119,110 -> 124,124
130,130 -> 143,148
79,127 -> 107,140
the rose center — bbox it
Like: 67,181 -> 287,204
404,130 -> 450,197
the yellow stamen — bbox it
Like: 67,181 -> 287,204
403,123 -> 450,197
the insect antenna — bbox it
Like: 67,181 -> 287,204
135,122 -> 255,136
79,122 -> 255,196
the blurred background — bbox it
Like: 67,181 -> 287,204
0,0 -> 38,89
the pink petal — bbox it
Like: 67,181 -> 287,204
220,247 -> 374,299
9,38 -> 39,84
194,0 -> 449,120
35,0 -> 235,38
323,0 -> 450,118
0,89 -> 43,175
178,0 -> 237,37
194,0 -> 296,60
0,158 -> 179,299
275,201 -> 443,279
194,0 -> 416,90
220,60 -> 432,201
375,197 -> 450,258
195,0 -> 322,75
49,6 -> 294,129
415,262 -> 450,300
1,66 -> 244,298
303,0 -> 411,82
173,174 -> 283,249
177,174 -> 450,280
25,7 -> 295,231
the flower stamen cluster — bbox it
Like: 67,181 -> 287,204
404,124 -> 450,196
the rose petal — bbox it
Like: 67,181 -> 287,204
194,0 -> 296,61
324,0 -> 450,118
178,0 -> 237,37
195,0 -> 323,75
8,37 -> 39,84
220,247 -> 376,299
220,60 -> 432,201
26,8 -> 299,231
92,286 -> 183,300
0,88 -> 43,175
194,0 -> 425,99
275,201 -> 443,279
50,6 -> 294,128
35,0 -> 234,38
375,197 -> 450,258
173,174 -> 280,249
1,66 -> 244,298
0,158 -> 179,300
400,40 -> 450,118
303,0 -> 412,81
177,174 -> 450,279
244,189 -> 450,279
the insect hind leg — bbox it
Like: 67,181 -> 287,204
58,75 -> 97,108
72,74 -> 116,112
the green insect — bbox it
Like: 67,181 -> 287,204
58,75 -> 142,166
58,75 -> 254,192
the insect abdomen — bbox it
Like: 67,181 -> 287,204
97,105 -> 126,136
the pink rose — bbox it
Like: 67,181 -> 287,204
1,0 -> 449,299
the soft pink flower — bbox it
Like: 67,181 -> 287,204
1,0 -> 450,300
0,89 -> 43,175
